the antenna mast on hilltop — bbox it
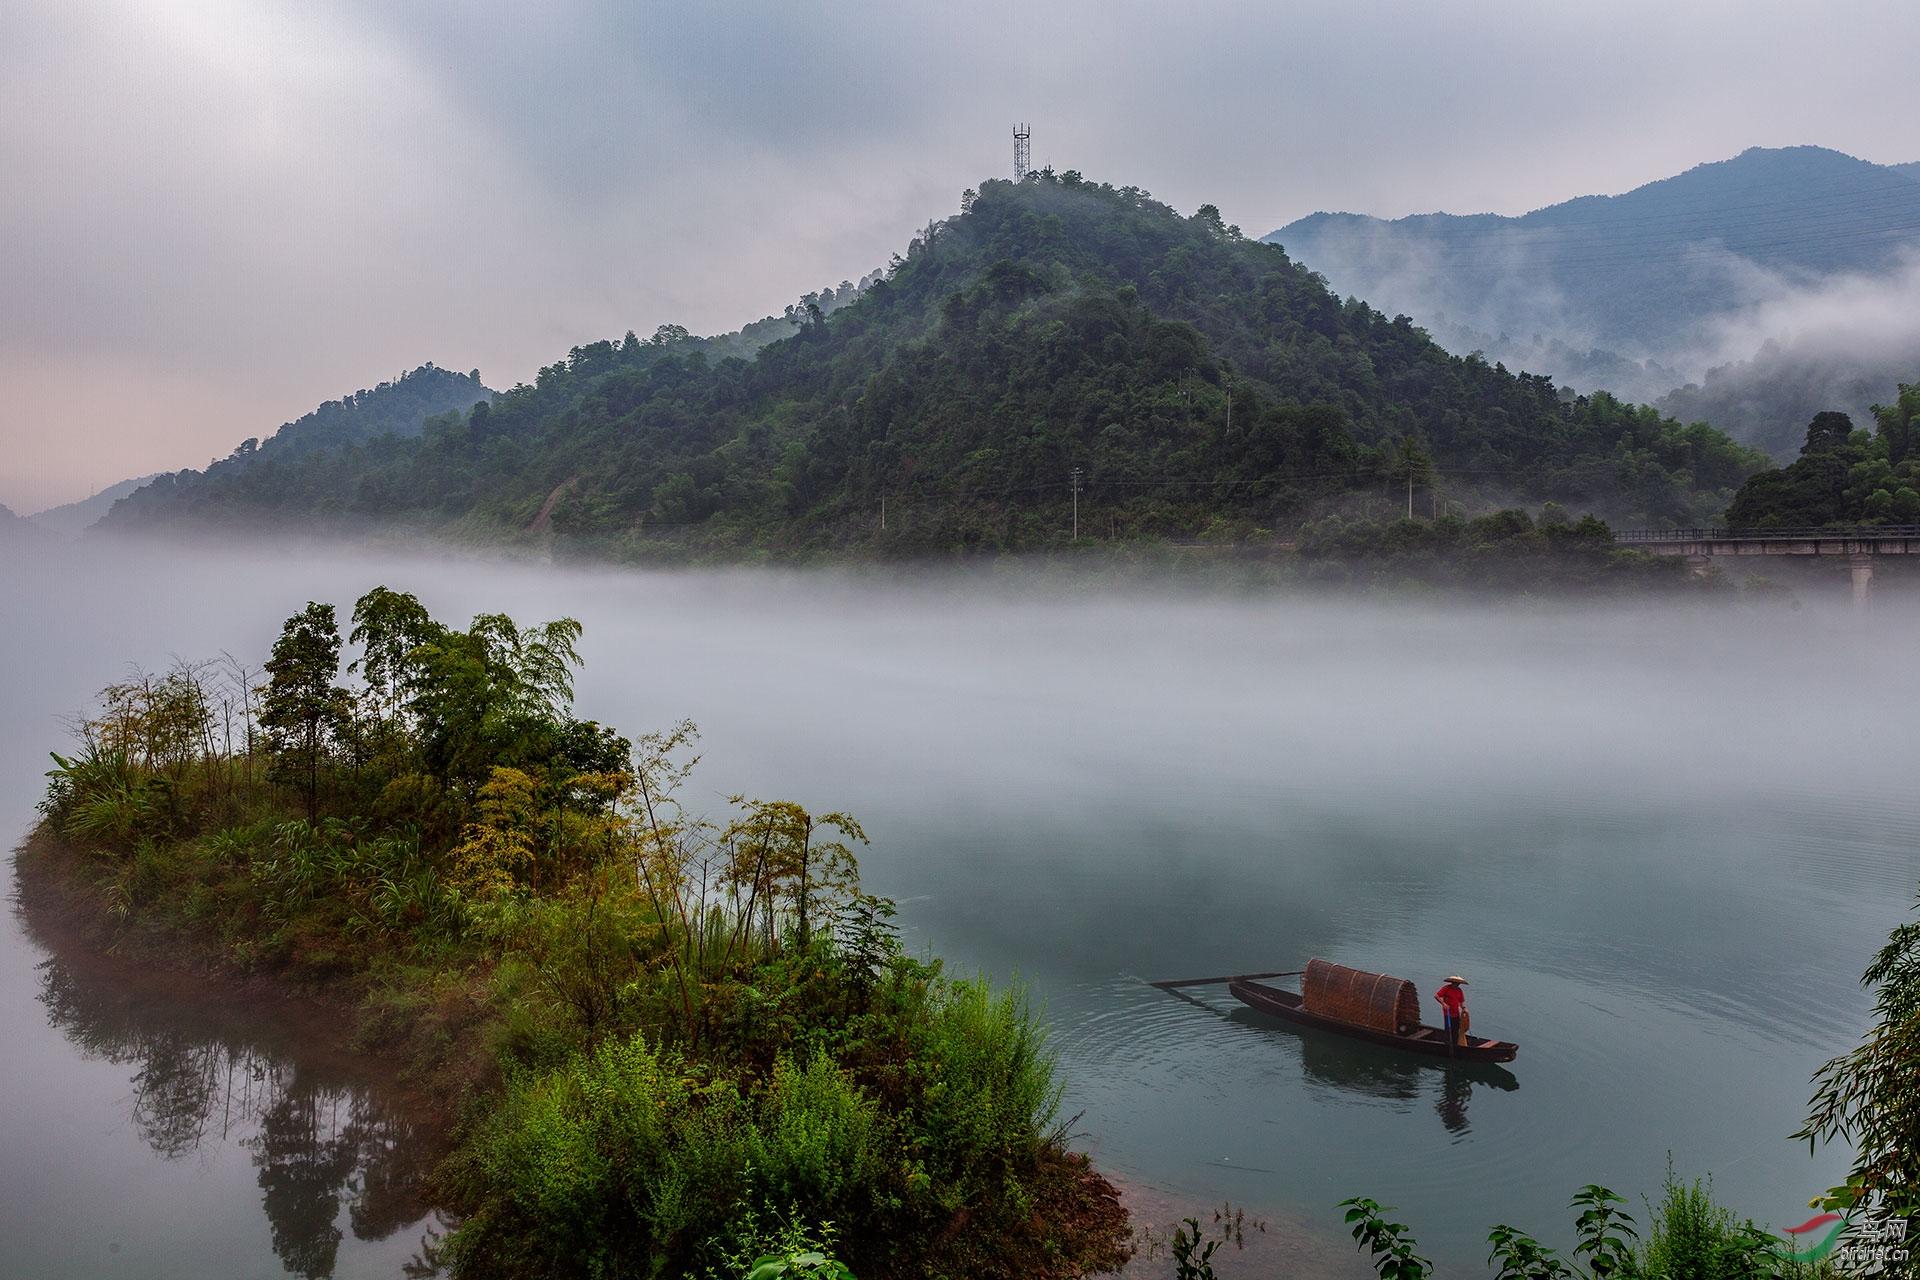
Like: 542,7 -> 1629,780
1013,123 -> 1031,181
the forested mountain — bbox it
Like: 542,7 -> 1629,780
108,364 -> 491,523
1266,147 -> 1920,439
103,173 -> 1764,552
27,473 -> 160,536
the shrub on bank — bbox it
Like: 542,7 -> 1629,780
1340,1174 -> 1837,1280
1294,507 -> 1694,592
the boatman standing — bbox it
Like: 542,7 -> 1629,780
1435,976 -> 1469,1046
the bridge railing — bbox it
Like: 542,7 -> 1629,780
1615,525 -> 1920,543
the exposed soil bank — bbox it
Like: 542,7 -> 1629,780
1112,1176 -> 1369,1279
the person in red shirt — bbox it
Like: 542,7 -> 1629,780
1435,976 -> 1469,1046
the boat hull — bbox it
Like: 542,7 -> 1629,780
1227,979 -> 1519,1063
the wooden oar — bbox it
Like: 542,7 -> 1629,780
1150,969 -> 1303,990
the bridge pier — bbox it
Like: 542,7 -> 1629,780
1850,552 -> 1874,610
1616,527 -> 1917,607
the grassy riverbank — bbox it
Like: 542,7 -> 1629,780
23,586 -> 1131,1279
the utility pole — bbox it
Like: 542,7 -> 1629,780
880,494 -> 886,533
1225,379 -> 1232,435
1407,468 -> 1414,520
1070,467 -> 1083,542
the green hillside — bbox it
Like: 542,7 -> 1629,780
109,364 -> 491,523
103,174 -> 1763,552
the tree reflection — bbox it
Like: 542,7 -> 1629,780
254,1088 -> 358,1278
35,954 -> 439,1277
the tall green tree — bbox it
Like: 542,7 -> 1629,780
407,612 -> 584,791
1797,891 -> 1920,1228
260,602 -> 350,820
348,586 -> 443,725
1801,410 -> 1858,455
1873,382 -> 1920,468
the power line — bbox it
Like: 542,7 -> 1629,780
1296,218 -> 1920,277
1281,182 -> 1920,246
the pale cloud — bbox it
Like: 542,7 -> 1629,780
5,0 -> 1920,509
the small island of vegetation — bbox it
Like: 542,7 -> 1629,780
24,587 -> 1130,1279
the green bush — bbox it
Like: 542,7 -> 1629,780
453,1035 -> 902,1279
1342,1175 -> 1830,1280
913,978 -> 1060,1200
751,1053 -> 887,1214
1641,1167 -> 1778,1280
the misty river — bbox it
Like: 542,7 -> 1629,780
4,540 -> 1916,1277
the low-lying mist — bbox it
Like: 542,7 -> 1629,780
1660,251 -> 1920,454
3,537 -> 1913,835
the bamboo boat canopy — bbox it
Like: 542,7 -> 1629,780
1301,958 -> 1420,1035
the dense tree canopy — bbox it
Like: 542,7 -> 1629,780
1724,385 -> 1920,527
102,174 -> 1765,551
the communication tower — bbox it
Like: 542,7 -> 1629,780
1014,123 -> 1031,182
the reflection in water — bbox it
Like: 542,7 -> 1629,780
1225,1005 -> 1519,1134
1437,1071 -> 1471,1135
35,955 -> 440,1278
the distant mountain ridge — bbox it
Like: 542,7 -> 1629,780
1268,146 -> 1920,356
1266,146 -> 1920,454
28,474 -> 161,536
1,503 -> 55,548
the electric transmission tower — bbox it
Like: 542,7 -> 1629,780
1014,123 -> 1031,182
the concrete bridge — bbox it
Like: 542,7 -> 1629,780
1615,525 -> 1920,605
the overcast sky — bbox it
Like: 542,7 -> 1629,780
6,0 -> 1919,511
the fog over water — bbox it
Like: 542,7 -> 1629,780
4,539 -> 1918,1275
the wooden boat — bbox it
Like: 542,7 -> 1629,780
1227,960 -> 1518,1064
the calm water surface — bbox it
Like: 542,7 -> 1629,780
3,541 -> 1915,1276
